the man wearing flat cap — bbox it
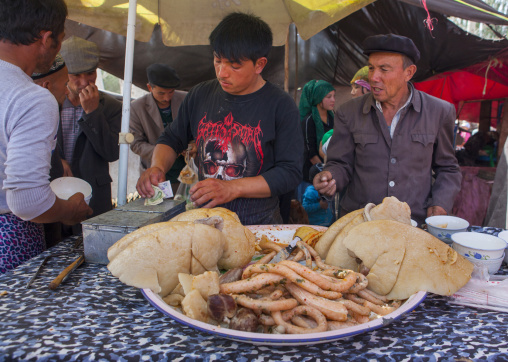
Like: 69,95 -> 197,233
314,34 -> 461,226
129,63 -> 189,195
59,36 -> 122,220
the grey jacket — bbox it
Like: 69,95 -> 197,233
129,91 -> 187,170
58,92 -> 122,217
325,84 -> 462,225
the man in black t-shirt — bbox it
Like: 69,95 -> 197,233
136,12 -> 303,225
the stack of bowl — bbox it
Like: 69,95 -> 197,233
425,215 -> 469,245
451,232 -> 507,274
496,230 -> 508,266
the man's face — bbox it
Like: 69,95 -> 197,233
368,52 -> 415,104
67,70 -> 97,97
34,32 -> 65,74
50,66 -> 70,106
147,84 -> 175,108
214,54 -> 266,96
33,66 -> 69,107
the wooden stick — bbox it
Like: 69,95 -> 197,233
49,255 -> 85,290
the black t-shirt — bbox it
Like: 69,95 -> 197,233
157,80 -> 303,225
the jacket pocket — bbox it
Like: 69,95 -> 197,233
96,174 -> 113,186
353,133 -> 378,147
411,134 -> 435,146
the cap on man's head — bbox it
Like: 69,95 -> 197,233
31,54 -> 65,80
60,36 -> 100,74
362,34 -> 420,64
147,63 -> 181,89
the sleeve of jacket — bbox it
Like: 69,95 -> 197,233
129,97 -> 155,162
324,105 -> 355,193
429,102 -> 462,213
157,90 -> 193,155
78,93 -> 122,162
261,97 -> 303,196
303,115 -> 319,159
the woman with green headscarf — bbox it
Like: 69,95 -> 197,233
299,79 -> 335,187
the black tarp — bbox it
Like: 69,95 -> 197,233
399,0 -> 508,25
65,0 -> 508,93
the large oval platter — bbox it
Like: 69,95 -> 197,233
141,224 -> 427,346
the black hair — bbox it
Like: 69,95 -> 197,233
0,0 -> 67,45
209,12 -> 272,64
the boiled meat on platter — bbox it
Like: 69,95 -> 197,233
107,221 -> 226,297
107,202 -> 474,335
316,196 -> 474,299
170,207 -> 256,270
107,208 -> 255,297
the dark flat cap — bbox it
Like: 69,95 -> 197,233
31,54 -> 65,80
147,64 -> 180,89
363,34 -> 420,63
60,36 -> 99,74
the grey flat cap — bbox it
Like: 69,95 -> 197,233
147,63 -> 180,88
60,36 -> 100,74
31,54 -> 65,80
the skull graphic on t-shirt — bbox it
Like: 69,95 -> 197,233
201,139 -> 247,180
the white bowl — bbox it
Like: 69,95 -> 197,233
50,177 -> 92,205
451,232 -> 507,261
469,253 -> 504,274
496,230 -> 508,265
425,215 -> 469,244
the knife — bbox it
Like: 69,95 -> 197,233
270,236 -> 301,263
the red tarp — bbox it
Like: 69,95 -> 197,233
415,49 -> 508,124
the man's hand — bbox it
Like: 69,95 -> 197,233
189,178 -> 237,209
61,192 -> 93,225
79,82 -> 100,114
61,159 -> 73,177
136,167 -> 165,198
313,171 -> 336,197
427,205 -> 447,217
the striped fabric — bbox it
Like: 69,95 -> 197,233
60,99 -> 84,162
219,196 -> 282,226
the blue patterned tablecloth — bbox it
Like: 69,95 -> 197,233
0,234 -> 507,361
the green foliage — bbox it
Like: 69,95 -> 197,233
102,72 -> 121,94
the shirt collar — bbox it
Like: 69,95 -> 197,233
363,82 -> 420,114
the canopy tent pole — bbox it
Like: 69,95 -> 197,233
505,140 -> 508,229
117,0 -> 137,207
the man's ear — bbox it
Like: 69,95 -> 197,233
254,57 -> 268,74
39,31 -> 53,48
405,64 -> 417,82
41,81 -> 50,89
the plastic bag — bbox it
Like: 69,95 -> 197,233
174,148 -> 199,210
448,264 -> 508,313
